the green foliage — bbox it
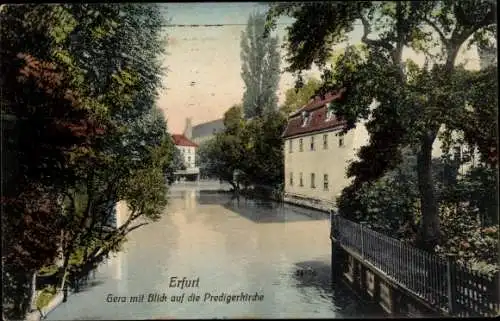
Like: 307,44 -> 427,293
38,265 -> 59,277
165,144 -> 185,184
338,152 -> 499,268
1,4 -> 172,318
441,164 -> 499,227
36,285 -> 57,310
241,12 -> 281,119
267,0 -> 497,250
281,77 -> 322,115
223,104 -> 245,135
196,139 -> 218,179
200,106 -> 287,190
240,111 -> 287,187
337,150 -> 421,239
436,207 -> 498,273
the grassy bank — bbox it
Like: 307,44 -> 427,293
36,285 -> 56,310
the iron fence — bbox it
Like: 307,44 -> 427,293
331,213 -> 500,317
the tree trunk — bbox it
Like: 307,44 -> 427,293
29,272 -> 37,312
60,253 -> 71,302
416,134 -> 441,252
229,180 -> 236,191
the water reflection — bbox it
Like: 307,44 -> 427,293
47,182 -> 385,320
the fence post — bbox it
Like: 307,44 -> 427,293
360,221 -> 366,259
329,209 -> 334,239
331,211 -> 344,281
446,254 -> 458,315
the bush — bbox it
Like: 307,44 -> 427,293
36,285 -> 57,310
337,151 -> 420,240
338,151 -> 498,271
436,205 -> 499,274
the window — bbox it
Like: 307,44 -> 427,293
310,136 -> 315,151
323,134 -> 328,149
289,172 -> 293,186
339,135 -> 344,147
299,172 -> 303,187
289,139 -> 293,153
326,110 -> 334,121
301,111 -> 310,127
299,138 -> 303,152
188,156 -> 191,163
323,174 -> 329,191
310,173 -> 316,188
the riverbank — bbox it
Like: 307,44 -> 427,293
26,291 -> 64,321
237,186 -> 334,216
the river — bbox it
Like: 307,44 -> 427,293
46,181 -> 385,319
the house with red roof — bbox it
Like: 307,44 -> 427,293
171,134 -> 200,180
282,88 -> 370,211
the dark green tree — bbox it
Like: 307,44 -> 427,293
241,12 -> 281,119
166,145 -> 185,184
1,4 -> 171,318
281,77 -> 322,115
242,111 -> 287,188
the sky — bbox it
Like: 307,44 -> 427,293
156,2 -> 320,133
156,2 -> 481,134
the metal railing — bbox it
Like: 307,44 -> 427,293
331,213 -> 500,317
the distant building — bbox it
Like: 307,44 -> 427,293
183,118 -> 225,145
282,89 -> 370,211
172,134 -> 200,180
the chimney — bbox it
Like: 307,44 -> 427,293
184,117 -> 192,139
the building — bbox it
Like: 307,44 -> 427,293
282,89 -> 370,211
172,134 -> 200,180
183,117 -> 225,145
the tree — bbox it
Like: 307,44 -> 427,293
1,4 -> 171,319
242,111 -> 287,188
201,104 -> 287,192
166,143 -> 185,184
206,106 -> 247,189
241,12 -> 281,119
266,1 -> 497,251
1,5 -> 109,318
280,77 -> 322,115
196,139 -> 217,179
49,3 -> 170,303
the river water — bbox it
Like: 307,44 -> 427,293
47,182 -> 385,319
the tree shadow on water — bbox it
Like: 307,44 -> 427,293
196,192 -> 329,223
292,260 -> 387,319
221,199 -> 327,223
71,279 -> 106,293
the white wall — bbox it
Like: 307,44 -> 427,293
177,145 -> 196,168
284,124 -> 370,205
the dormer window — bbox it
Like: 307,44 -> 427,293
325,102 -> 335,121
301,111 -> 310,127
326,110 -> 334,121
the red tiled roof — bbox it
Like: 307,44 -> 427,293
282,89 -> 347,138
172,134 -> 198,147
